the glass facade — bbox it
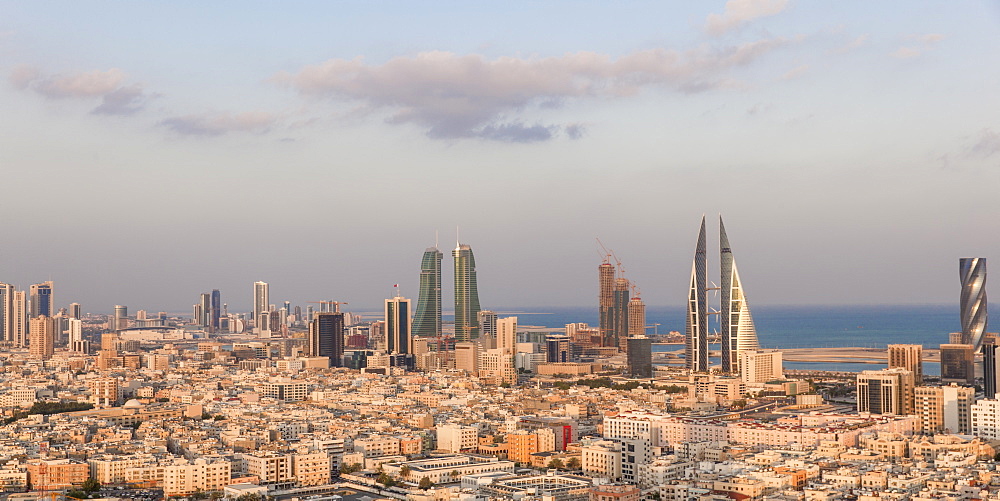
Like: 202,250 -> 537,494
453,243 -> 481,342
412,247 -> 443,338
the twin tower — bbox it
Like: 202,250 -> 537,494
686,215 -> 760,373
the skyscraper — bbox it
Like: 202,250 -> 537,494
612,277 -> 630,349
385,296 -> 412,354
309,312 -> 344,366
685,216 -> 708,373
627,296 -> 646,338
210,289 -> 221,333
412,247 -> 443,338
0,283 -> 13,344
253,281 -> 269,334
598,262 -> 615,347
478,310 -> 498,338
69,302 -> 81,320
720,217 -> 760,373
29,281 -> 53,319
453,243 -> 481,342
960,258 -> 987,350
199,292 -> 211,328
12,291 -> 26,347
626,336 -> 653,378
888,344 -> 923,385
497,316 -> 517,352
29,315 -> 55,360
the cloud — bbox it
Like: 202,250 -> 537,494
780,64 -> 808,80
275,40 -> 790,142
971,128 -> 1000,157
10,65 -> 153,115
891,47 -> 921,59
891,33 -> 946,59
704,0 -> 789,36
159,111 -> 278,136
833,34 -> 869,54
565,124 -> 586,140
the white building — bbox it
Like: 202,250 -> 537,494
739,350 -> 783,383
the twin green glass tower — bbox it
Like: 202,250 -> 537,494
412,242 -> 481,341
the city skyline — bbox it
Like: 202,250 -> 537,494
2,2 -> 999,311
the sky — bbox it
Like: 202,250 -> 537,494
1,1 -> 999,314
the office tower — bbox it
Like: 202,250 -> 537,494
738,350 -> 783,383
720,217 -> 760,373
29,316 -> 55,360
914,384 -> 975,435
210,290 -> 221,333
453,243 -> 481,342
12,291 -> 26,347
192,304 -> 203,326
385,296 -> 412,354
496,316 -> 517,353
940,343 -> 975,384
626,336 -> 653,378
253,281 -> 269,334
455,342 -> 479,373
627,296 -> 645,338
29,281 -> 53,319
198,292 -> 211,327
986,342 -> 1000,399
68,302 -> 81,319
293,305 -> 301,322
478,310 -> 498,338
598,261 -> 615,348
546,334 -> 570,363
685,216 -> 708,373
113,305 -> 128,331
887,344 -> 923,385
479,349 -> 517,385
309,312 -> 344,366
68,318 -> 88,353
960,258 -> 987,350
412,247 -> 443,338
0,283 -> 13,344
856,368 -> 915,416
612,278 -> 630,349
306,305 -> 314,323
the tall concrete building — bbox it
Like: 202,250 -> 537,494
720,217 -> 760,373
497,316 -> 517,353
478,310 -> 498,338
69,302 -> 81,320
986,341 -> 1000,399
0,283 -> 13,344
598,262 -> 615,348
12,291 -> 26,347
29,281 -> 53,319
546,334 -> 570,363
611,278 -> 630,349
738,350 -> 783,383
412,246 -> 443,338
685,216 -> 708,373
113,304 -> 128,331
253,281 -> 269,335
453,243 -> 481,342
856,368 -> 915,416
384,296 -> 412,354
29,315 -> 55,360
627,296 -> 645,338
959,257 -> 987,350
309,312 -> 344,366
914,384 -> 975,435
887,344 -> 923,385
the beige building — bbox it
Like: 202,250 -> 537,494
455,342 -> 478,373
739,350 -> 783,383
28,316 -> 55,360
497,317 -> 517,352
506,429 -> 556,464
437,423 -> 479,453
245,452 -> 293,485
914,384 -> 975,434
292,453 -> 330,486
479,348 -> 517,385
87,377 -> 122,406
856,368 -> 915,416
888,344 -> 923,384
26,460 -> 89,491
162,458 -> 231,496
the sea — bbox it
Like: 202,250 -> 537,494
469,304 -> 969,376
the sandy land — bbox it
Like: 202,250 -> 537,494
652,346 -> 941,365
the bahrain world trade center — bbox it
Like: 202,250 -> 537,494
686,215 -> 760,374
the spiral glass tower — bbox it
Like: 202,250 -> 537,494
960,257 -> 987,350
412,247 -> 443,338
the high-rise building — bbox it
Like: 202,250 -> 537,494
412,247 -> 443,338
308,312 -> 344,366
626,336 -> 652,378
254,281 -> 269,334
887,344 -> 923,385
685,216 -> 708,373
959,258 -> 987,350
738,350 -> 783,383
210,290 -> 221,333
69,302 -> 81,320
453,243 -> 481,342
627,296 -> 645,338
856,368 -> 915,416
546,334 -> 570,363
720,217 -> 760,373
611,278 -> 630,349
940,343 -> 975,384
598,262 -> 615,347
29,315 -> 55,360
12,291 -> 26,347
986,341 -> 1000,399
478,310 -> 498,338
497,316 -> 517,353
455,342 -> 479,373
29,281 -> 53,320
0,283 -> 13,344
384,296 -> 412,354
113,305 -> 128,331
914,384 -> 975,435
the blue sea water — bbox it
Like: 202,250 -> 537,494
488,304 -> 966,375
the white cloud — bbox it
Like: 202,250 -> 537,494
159,111 -> 277,136
704,0 -> 789,36
971,128 -> 1000,157
10,66 -> 153,115
891,47 -> 921,59
274,40 -> 791,142
781,64 -> 808,80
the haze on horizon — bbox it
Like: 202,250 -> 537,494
1,1 -> 998,314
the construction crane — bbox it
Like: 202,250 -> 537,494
307,301 -> 348,313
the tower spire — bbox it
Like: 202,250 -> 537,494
685,216 -> 708,372
720,215 -> 759,373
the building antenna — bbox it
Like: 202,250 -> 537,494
435,230 -> 439,249
456,225 -> 460,247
